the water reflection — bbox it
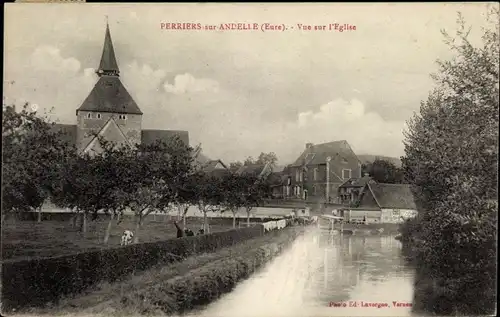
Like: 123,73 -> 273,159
191,228 -> 417,317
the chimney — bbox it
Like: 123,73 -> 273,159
306,143 -> 314,149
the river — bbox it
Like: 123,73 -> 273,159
188,227 -> 417,317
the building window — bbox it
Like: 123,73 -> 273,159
342,169 -> 351,180
87,113 -> 92,119
342,157 -> 348,164
295,170 -> 300,182
118,114 -> 127,120
313,168 -> 318,181
299,171 -> 303,182
392,209 -> 401,216
97,113 -> 101,119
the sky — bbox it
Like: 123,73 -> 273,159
3,3 -> 496,165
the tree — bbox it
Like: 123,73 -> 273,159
255,152 -> 278,169
243,156 -> 255,166
362,159 -> 405,183
401,8 -> 498,315
240,174 -> 267,227
160,137 -> 197,230
121,138 -> 188,243
2,103 -> 74,222
192,172 -> 223,233
219,173 -> 245,228
52,137 -> 133,237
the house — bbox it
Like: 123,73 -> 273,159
235,162 -> 273,179
201,159 -> 231,178
338,173 -> 377,205
268,165 -> 292,198
288,140 -> 362,202
342,182 -> 417,224
51,22 -> 190,156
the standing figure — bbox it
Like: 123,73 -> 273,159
174,221 -> 184,238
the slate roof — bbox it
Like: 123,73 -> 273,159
207,168 -> 232,179
76,76 -> 143,115
202,160 -> 228,173
340,175 -> 375,188
141,129 -> 189,146
77,23 -> 142,115
50,124 -> 77,147
98,23 -> 120,75
368,183 -> 417,210
291,140 -> 359,167
268,172 -> 290,187
236,163 -> 269,177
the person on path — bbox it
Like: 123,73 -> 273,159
174,221 -> 184,238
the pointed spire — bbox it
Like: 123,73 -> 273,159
96,18 -> 120,77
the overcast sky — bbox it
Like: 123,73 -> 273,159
3,3 -> 495,164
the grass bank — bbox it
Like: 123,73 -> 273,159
2,217 -> 235,261
24,226 -> 304,316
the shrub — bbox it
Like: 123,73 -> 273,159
118,227 -> 303,315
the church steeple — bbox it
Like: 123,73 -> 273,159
96,18 -> 120,77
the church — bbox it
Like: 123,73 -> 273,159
53,22 -> 207,161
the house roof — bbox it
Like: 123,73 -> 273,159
76,76 -> 143,115
291,140 -> 359,167
368,183 -> 417,210
340,175 -> 375,188
207,168 -> 232,179
267,172 -> 285,186
141,129 -> 189,146
83,117 -> 132,153
236,163 -> 269,177
50,124 -> 77,147
229,165 -> 241,173
202,160 -> 228,173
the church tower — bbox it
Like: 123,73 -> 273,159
75,20 -> 143,154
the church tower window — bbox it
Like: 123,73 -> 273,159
87,113 -> 92,119
97,113 -> 101,119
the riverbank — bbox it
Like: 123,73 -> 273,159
321,222 -> 402,236
22,226 -> 305,316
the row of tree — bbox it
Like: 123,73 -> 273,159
228,152 -> 279,170
2,104 -> 272,244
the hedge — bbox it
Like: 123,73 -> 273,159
118,227 -> 304,315
1,224 -> 265,311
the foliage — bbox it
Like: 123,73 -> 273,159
401,8 -> 498,315
361,159 -> 405,183
241,152 -> 279,168
52,137 -> 134,221
218,173 -> 246,227
255,152 -> 278,167
164,139 -> 197,221
239,174 -> 270,225
2,103 -> 75,215
229,161 -> 243,169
